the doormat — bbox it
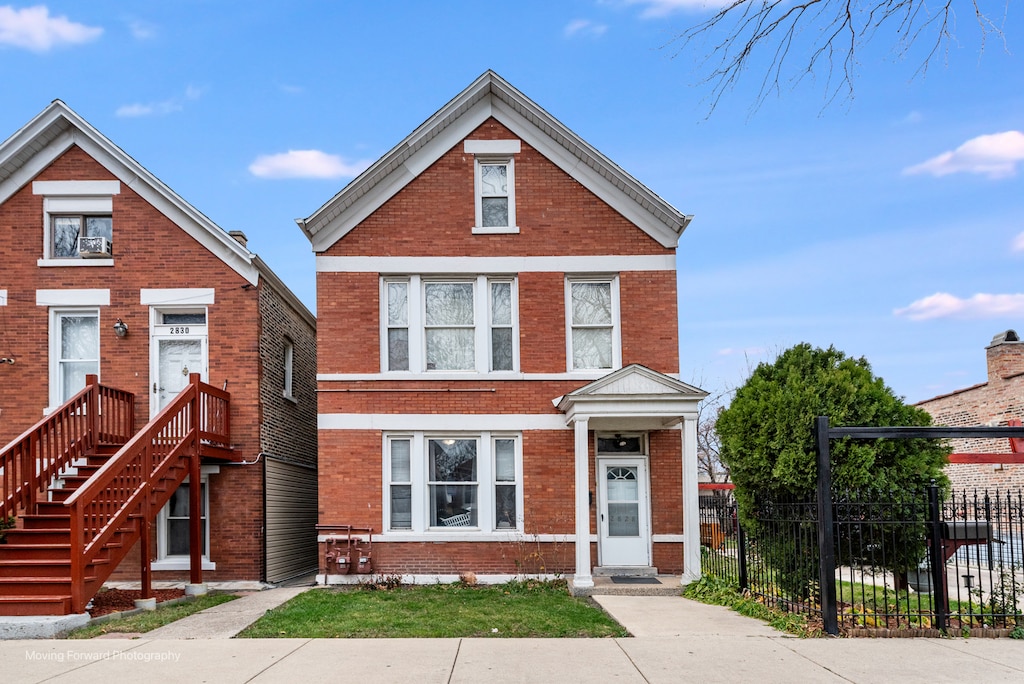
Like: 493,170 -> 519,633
609,576 -> 660,584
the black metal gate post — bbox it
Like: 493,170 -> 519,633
927,482 -> 948,632
814,416 -> 839,635
737,519 -> 748,591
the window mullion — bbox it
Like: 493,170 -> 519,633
409,276 -> 423,373
475,276 -> 487,373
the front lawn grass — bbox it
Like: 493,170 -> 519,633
67,594 -> 238,639
237,579 -> 627,638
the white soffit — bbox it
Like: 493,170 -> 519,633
298,71 -> 692,252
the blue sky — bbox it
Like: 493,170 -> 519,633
1,1 -> 1021,404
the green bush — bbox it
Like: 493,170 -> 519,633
717,343 -> 949,597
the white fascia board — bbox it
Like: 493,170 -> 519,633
69,133 -> 261,287
140,288 -> 216,306
316,254 -> 676,273
317,413 -> 568,431
489,98 -> 685,248
36,289 -> 110,306
307,103 -> 492,253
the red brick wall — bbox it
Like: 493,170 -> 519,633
314,118 -> 683,576
0,145 -> 272,581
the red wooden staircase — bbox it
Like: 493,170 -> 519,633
0,374 -> 230,616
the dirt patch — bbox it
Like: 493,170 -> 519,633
88,588 -> 186,617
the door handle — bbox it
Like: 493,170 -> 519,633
153,383 -> 157,394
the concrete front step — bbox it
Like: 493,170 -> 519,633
585,575 -> 683,597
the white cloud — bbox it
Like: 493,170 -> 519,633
716,346 -> 767,357
1013,232 -> 1024,253
116,86 -> 202,118
0,5 -> 102,51
624,0 -> 731,19
903,131 -> 1024,179
248,150 -> 370,180
128,19 -> 156,40
564,19 -> 608,38
894,293 -> 1024,321
899,111 -> 923,125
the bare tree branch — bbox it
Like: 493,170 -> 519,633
665,1 -> 1010,116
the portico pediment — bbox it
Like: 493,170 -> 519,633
554,364 -> 707,430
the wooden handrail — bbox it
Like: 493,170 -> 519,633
0,375 -> 134,522
65,374 -> 229,613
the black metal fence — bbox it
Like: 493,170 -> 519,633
698,418 -> 1024,636
700,485 -> 1024,635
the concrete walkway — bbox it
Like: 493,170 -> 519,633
3,592 -> 1024,682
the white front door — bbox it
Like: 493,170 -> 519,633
598,458 -> 651,567
150,309 -> 208,416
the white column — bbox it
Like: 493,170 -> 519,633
573,417 -> 593,590
681,415 -> 701,584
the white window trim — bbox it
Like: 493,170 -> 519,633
565,276 -> 621,372
383,432 -> 523,537
34,181 -> 120,267
152,469 -> 218,571
283,338 -> 296,402
47,307 -> 100,410
466,139 -> 521,235
380,275 -> 519,374
0,290 -> 6,306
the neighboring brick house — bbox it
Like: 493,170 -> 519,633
298,72 -> 706,593
917,330 -> 1024,490
0,101 -> 318,586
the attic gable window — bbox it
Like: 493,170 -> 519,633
33,180 -> 120,266
465,140 -> 520,234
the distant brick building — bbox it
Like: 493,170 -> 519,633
0,101 -> 317,586
300,72 -> 707,593
917,330 -> 1024,490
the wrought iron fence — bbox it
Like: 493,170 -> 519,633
698,484 -> 1024,635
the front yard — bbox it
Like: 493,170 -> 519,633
237,579 -> 628,639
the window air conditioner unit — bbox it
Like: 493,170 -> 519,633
77,236 -> 111,258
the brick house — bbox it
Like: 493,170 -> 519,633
917,330 -> 1024,490
0,101 -> 317,613
299,72 -> 706,593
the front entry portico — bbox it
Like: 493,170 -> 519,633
555,364 -> 707,594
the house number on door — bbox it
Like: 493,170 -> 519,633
168,326 -> 190,334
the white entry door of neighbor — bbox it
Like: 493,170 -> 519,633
150,309 -> 209,416
154,338 -> 206,413
598,458 -> 651,567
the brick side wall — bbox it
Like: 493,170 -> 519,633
0,145 -> 271,581
259,283 -> 317,467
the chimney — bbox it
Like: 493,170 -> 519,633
986,330 -> 1024,381
228,230 -> 248,248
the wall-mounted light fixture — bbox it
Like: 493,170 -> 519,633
113,318 -> 129,338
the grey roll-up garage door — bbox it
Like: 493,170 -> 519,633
264,456 -> 318,583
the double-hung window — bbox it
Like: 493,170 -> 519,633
52,309 -> 100,403
385,433 -> 522,534
567,277 -> 620,371
383,276 -> 517,373
465,139 -> 520,234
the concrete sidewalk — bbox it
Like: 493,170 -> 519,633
2,593 -> 1024,682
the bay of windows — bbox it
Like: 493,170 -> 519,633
385,433 -> 521,533
383,276 -> 516,373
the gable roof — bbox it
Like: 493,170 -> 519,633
298,71 -> 693,253
0,100 -> 314,326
